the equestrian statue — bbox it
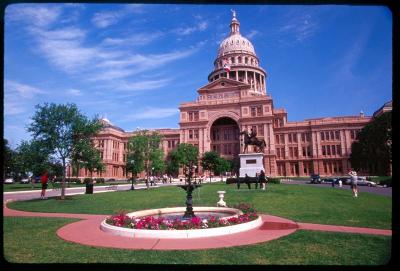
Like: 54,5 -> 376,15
239,129 -> 266,153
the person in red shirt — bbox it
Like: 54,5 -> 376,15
40,170 -> 49,199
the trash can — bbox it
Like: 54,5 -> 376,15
85,183 -> 93,194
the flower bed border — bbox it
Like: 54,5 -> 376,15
100,206 -> 263,239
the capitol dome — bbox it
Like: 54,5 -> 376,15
207,10 -> 267,95
217,11 -> 256,57
218,33 -> 256,57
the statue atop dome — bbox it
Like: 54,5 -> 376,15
231,9 -> 236,19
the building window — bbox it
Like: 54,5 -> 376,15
189,130 -> 193,139
332,145 -> 336,155
336,144 -> 341,155
330,131 -> 334,140
335,131 -> 340,140
250,106 -> 262,117
280,134 -> 285,144
188,111 -> 199,122
321,132 -> 325,141
288,134 -> 292,143
325,131 -> 330,141
322,146 -> 326,156
258,125 -> 264,136
327,145 -> 331,155
293,133 -> 298,143
275,135 -> 280,144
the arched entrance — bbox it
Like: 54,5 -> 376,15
210,117 -> 240,159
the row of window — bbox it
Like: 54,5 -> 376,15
322,144 -> 342,156
188,111 -> 199,122
188,129 -> 199,140
211,143 -> 240,155
211,127 -> 239,141
323,160 -> 343,175
167,140 -> 178,149
216,56 -> 258,69
321,130 -> 341,141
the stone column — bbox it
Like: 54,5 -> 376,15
245,70 -> 248,84
236,70 -> 239,81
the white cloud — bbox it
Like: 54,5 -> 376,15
91,4 -> 145,28
173,21 -> 209,36
66,88 -> 82,96
246,30 -> 259,39
4,101 -> 26,116
124,107 -> 178,120
101,32 -> 164,47
6,4 -> 62,28
114,78 -> 171,91
5,80 -> 46,99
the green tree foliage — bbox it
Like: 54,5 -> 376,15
165,151 -> 180,177
77,142 -> 105,181
173,143 -> 199,182
214,157 -> 231,176
28,103 -> 103,199
126,131 -> 164,188
350,111 -> 392,176
14,140 -> 50,178
201,151 -> 232,180
3,139 -> 17,179
201,151 -> 220,182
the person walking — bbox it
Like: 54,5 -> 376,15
349,170 -> 359,198
259,170 -> 267,190
236,175 -> 241,189
40,170 -> 49,199
244,174 -> 251,189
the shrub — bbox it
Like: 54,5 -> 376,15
268,178 -> 281,184
84,178 -> 92,184
95,178 -> 105,184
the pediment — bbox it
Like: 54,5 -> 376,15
198,78 -> 249,92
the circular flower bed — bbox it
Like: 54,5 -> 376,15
105,203 -> 258,230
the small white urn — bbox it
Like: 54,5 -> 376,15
217,191 -> 226,207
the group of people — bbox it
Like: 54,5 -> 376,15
238,170 -> 268,190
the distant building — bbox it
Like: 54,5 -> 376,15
68,12 -> 391,179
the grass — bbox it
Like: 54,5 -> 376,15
3,216 -> 391,265
8,182 -> 392,229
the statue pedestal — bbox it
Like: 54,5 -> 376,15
239,153 -> 265,177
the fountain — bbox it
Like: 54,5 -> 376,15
177,166 -> 201,219
100,163 -> 263,239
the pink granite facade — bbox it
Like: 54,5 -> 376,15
70,12 -> 389,179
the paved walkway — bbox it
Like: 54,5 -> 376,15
3,198 -> 392,251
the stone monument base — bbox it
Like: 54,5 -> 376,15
239,153 -> 265,177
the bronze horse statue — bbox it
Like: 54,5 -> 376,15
240,131 -> 266,153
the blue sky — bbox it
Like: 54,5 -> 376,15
4,4 -> 392,148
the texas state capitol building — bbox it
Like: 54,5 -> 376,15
70,12 -> 385,179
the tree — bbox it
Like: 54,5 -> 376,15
350,111 -> 392,176
3,139 -> 17,179
201,151 -> 220,182
77,142 -> 105,181
214,157 -> 231,178
165,151 -> 180,177
173,143 -> 199,183
28,103 -> 103,199
126,130 -> 164,189
14,140 -> 50,179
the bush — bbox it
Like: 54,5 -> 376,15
268,178 -> 281,184
95,178 -> 105,184
84,178 -> 92,184
372,176 -> 392,187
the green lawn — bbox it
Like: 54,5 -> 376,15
4,183 -> 392,265
7,183 -> 392,229
3,216 -> 391,265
